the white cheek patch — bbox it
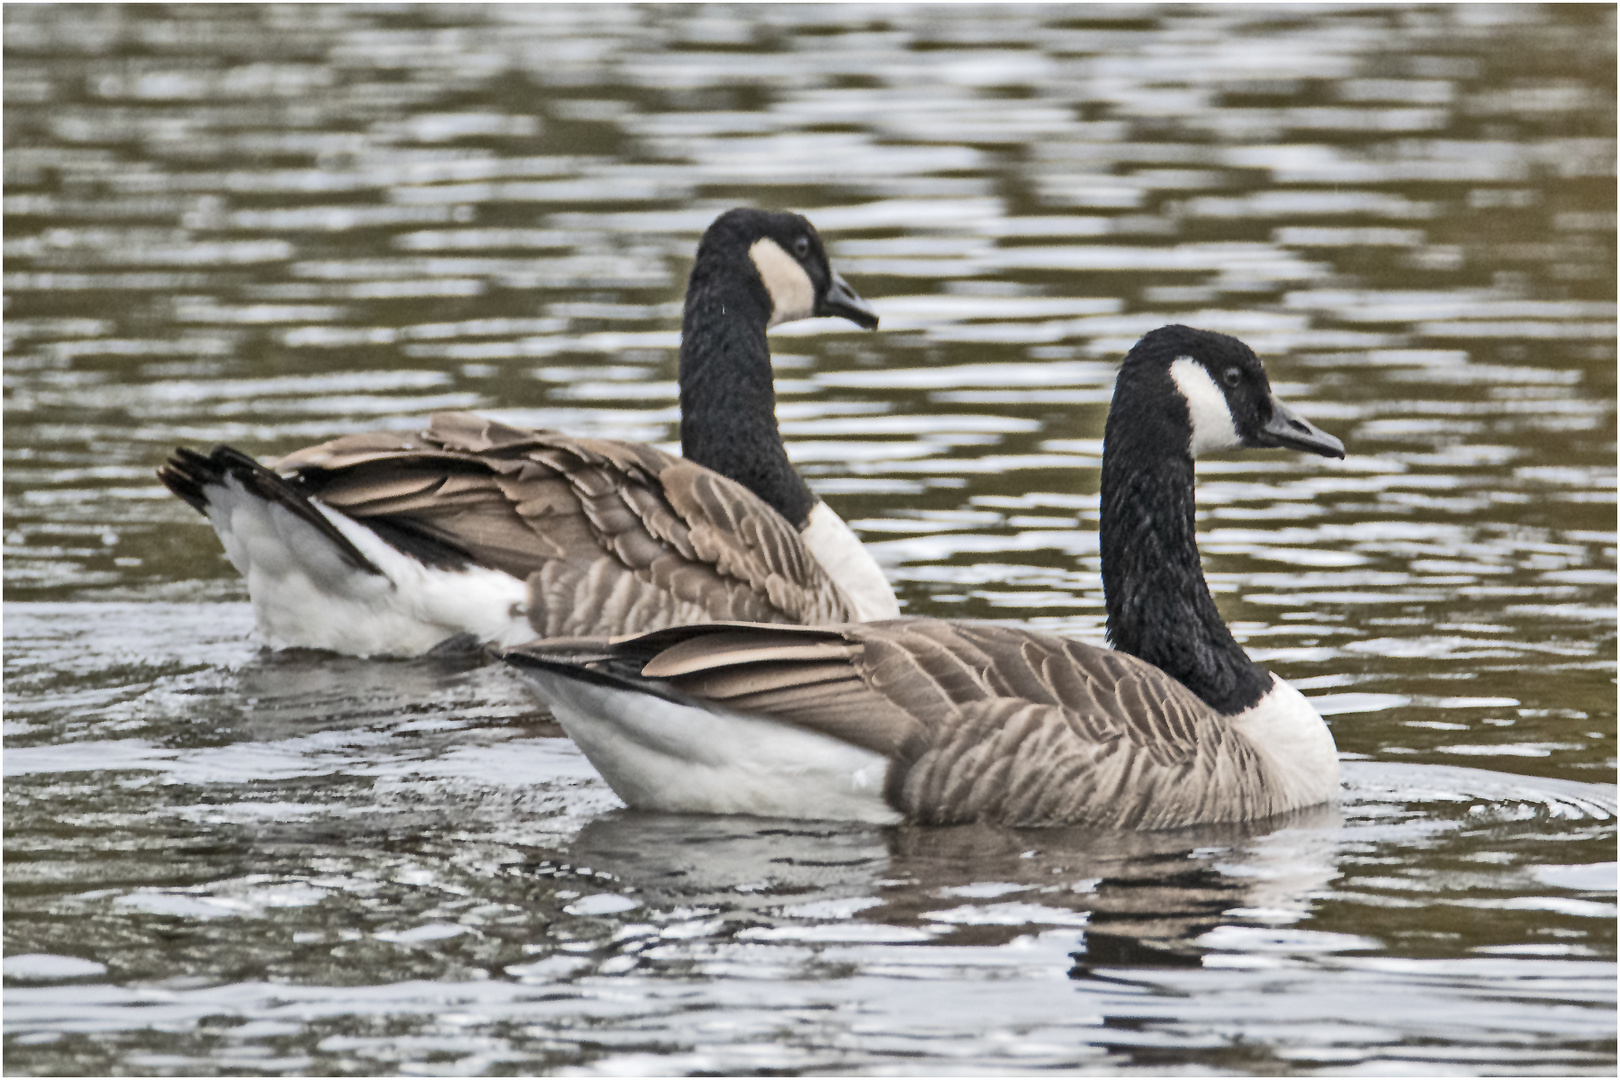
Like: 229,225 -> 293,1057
1169,356 -> 1241,457
749,237 -> 816,326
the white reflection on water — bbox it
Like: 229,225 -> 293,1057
3,595 -> 1616,1072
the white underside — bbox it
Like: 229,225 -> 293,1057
514,666 -> 901,824
202,474 -> 533,657
1230,676 -> 1341,812
801,502 -> 900,621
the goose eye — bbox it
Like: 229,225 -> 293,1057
792,236 -> 810,259
1222,366 -> 1242,388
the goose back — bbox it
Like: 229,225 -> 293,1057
506,618 -> 1324,829
157,207 -> 894,654
275,412 -> 862,638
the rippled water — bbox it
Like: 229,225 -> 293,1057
4,4 -> 1615,1074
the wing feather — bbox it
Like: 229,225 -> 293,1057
266,412 -> 860,636
595,618 -> 1280,828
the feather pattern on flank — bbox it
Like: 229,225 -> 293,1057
507,619 -> 1323,828
278,413 -> 860,640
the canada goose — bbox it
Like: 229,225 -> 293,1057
158,209 -> 898,657
501,325 -> 1347,829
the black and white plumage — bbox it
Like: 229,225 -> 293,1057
157,209 -> 898,657
502,326 -> 1348,829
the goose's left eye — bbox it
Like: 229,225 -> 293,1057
1222,367 -> 1242,388
793,236 -> 810,259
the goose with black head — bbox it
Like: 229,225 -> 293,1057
158,209 -> 897,657
503,326 -> 1347,829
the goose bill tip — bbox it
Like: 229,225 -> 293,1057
1258,398 -> 1345,459
819,272 -> 879,330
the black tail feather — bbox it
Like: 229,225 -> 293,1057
155,446 -> 220,514
156,445 -> 384,576
500,639 -> 672,695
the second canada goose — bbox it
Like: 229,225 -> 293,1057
502,326 -> 1347,829
158,209 -> 898,657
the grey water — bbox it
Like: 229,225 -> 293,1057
3,4 -> 1614,1074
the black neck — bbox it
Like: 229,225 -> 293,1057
677,256 -> 815,529
1099,387 -> 1271,715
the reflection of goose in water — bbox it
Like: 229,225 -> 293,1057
537,760 -> 1612,974
506,327 -> 1346,828
565,812 -> 890,917
561,802 -> 1344,966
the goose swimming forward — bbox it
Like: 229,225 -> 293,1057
158,209 -> 898,657
502,325 -> 1347,829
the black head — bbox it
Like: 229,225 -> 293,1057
1113,325 -> 1344,460
694,208 -> 879,330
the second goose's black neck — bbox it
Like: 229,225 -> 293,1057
677,243 -> 815,529
1099,368 -> 1272,715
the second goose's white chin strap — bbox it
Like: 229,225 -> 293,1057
1169,356 -> 1241,457
750,237 -> 816,326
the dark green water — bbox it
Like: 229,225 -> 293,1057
4,5 -> 1614,1074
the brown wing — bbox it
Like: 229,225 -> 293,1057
576,618 -> 1278,829
272,412 -> 859,637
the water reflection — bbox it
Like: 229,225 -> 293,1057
4,602 -> 1614,1072
555,762 -> 1616,968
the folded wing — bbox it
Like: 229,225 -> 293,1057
519,618 -> 1283,828
274,411 -> 859,637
